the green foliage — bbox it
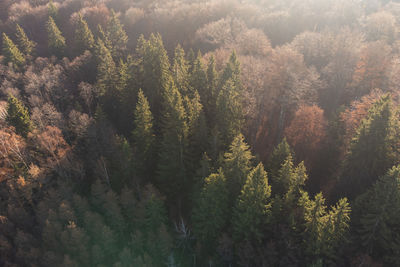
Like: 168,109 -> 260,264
353,165 -> 400,264
173,44 -> 191,95
223,134 -> 254,204
339,95 -> 400,198
6,94 -> 32,137
233,163 -> 272,242
15,24 -> 36,57
48,0 -> 58,20
220,50 -> 242,90
157,81 -> 188,203
74,13 -> 95,53
46,16 -> 66,57
106,10 -> 128,59
132,89 -> 155,180
216,79 -> 244,148
136,33 -> 172,122
267,138 -> 293,184
192,169 -> 229,251
2,33 -> 25,69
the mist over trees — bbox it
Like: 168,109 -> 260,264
1,0 -> 400,266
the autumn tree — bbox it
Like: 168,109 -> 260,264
338,95 -> 400,198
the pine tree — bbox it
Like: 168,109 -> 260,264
2,33 -> 25,69
172,44 -> 191,95
220,50 -> 242,90
48,0 -> 58,20
223,134 -> 254,204
216,79 -> 244,148
74,13 -> 95,53
46,16 -> 66,57
206,55 -> 218,126
157,81 -> 188,205
15,24 -> 36,58
192,169 -> 229,251
233,163 -> 272,242
106,10 -> 128,59
132,89 -> 155,180
184,90 -> 209,178
338,95 -> 400,198
267,138 -> 293,183
353,165 -> 400,264
6,94 -> 32,137
136,33 -> 172,124
190,52 -> 208,111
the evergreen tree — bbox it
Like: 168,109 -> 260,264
46,16 -> 66,57
338,95 -> 400,198
267,138 -> 293,183
157,81 -> 188,207
353,165 -> 400,264
2,33 -> 25,69
48,0 -> 58,20
172,44 -> 191,95
223,134 -> 254,204
220,50 -> 242,90
136,33 -> 172,124
106,10 -> 128,59
74,13 -> 95,53
216,79 -> 244,148
190,52 -> 208,112
206,55 -> 218,126
192,169 -> 229,252
15,24 -> 36,57
6,94 -> 32,137
132,89 -> 155,181
233,163 -> 272,242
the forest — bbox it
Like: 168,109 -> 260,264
1,0 -> 400,266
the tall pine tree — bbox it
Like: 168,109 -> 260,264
2,33 -> 25,69
6,94 -> 32,137
15,24 -> 36,58
74,13 -> 95,53
46,16 -> 66,57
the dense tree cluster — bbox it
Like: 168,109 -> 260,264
1,0 -> 400,266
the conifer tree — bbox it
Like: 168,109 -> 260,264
95,38 -> 118,98
48,0 -> 58,20
353,165 -> 400,264
223,134 -> 254,204
267,138 -> 292,182
2,33 -> 25,69
184,90 -> 209,177
190,52 -> 208,109
6,94 -> 32,137
46,16 -> 66,57
339,95 -> 400,198
74,13 -> 95,53
132,89 -> 155,180
216,79 -> 244,148
233,163 -> 272,242
15,24 -> 36,58
157,81 -> 188,205
136,34 -> 172,123
220,50 -> 242,90
206,55 -> 218,125
192,169 -> 229,251
173,44 -> 191,95
106,10 -> 128,59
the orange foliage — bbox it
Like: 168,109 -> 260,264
0,126 -> 27,180
341,89 -> 383,146
284,105 -> 327,165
